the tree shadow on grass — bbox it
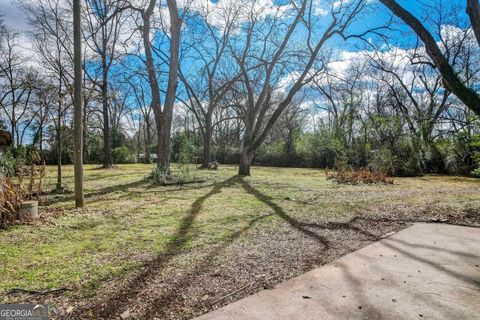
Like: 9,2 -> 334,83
44,177 -> 222,207
42,179 -> 150,206
231,181 -> 480,290
84,175 -> 259,318
80,176 -> 333,318
75,175 -> 479,319
236,177 -> 330,249
138,176 -> 334,318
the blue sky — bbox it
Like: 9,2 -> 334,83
0,0 -> 472,142
0,0 -> 29,30
0,0 -> 469,33
1,0 -> 469,102
0,0 -> 471,58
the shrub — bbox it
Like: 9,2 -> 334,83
326,163 -> 394,185
150,135 -> 199,185
0,177 -> 22,227
112,146 -> 135,164
369,140 -> 422,177
437,138 -> 468,175
177,134 -> 198,179
0,150 -> 16,177
471,168 -> 480,178
309,131 -> 346,168
468,134 -> 480,178
150,167 -> 173,185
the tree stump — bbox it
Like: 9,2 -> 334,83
208,161 -> 219,170
18,201 -> 39,221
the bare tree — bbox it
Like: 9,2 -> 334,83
31,80 -> 55,153
123,0 -> 182,174
0,29 -> 36,146
366,47 -> 452,172
73,0 -> 84,207
379,0 -> 480,115
83,0 -> 127,167
271,93 -> 309,162
21,0 -> 76,190
125,74 -> 154,163
231,0 -> 367,175
180,1 -> 241,168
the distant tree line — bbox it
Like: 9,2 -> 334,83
0,0 -> 480,188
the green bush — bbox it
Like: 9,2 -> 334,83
0,150 -> 15,177
112,146 -> 135,164
309,131 -> 346,168
177,134 -> 198,179
471,167 -> 480,178
370,140 -> 422,177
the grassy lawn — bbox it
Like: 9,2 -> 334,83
1,164 -> 479,318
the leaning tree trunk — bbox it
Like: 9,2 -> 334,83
379,0 -> 480,116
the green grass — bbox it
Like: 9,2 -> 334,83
1,164 -> 479,299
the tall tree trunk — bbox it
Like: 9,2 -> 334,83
158,0 -> 181,174
102,78 -> 112,168
83,95 -> 88,164
56,126 -> 62,191
145,121 -> 151,164
142,0 -> 164,172
201,115 -> 213,168
157,116 -> 171,173
102,55 -> 112,167
56,82 -> 63,192
238,128 -> 253,175
73,0 -> 84,207
238,145 -> 253,176
141,0 -> 180,176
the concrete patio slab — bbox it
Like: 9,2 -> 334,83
196,223 -> 480,320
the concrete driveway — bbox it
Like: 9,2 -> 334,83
196,223 -> 480,320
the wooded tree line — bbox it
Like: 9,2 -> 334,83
1,0 -> 480,184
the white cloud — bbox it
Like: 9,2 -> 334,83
182,0 -> 295,32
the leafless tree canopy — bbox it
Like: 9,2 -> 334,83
0,0 -> 479,178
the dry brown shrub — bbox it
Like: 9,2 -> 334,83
328,163 -> 394,185
0,151 -> 46,227
0,177 -> 22,226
